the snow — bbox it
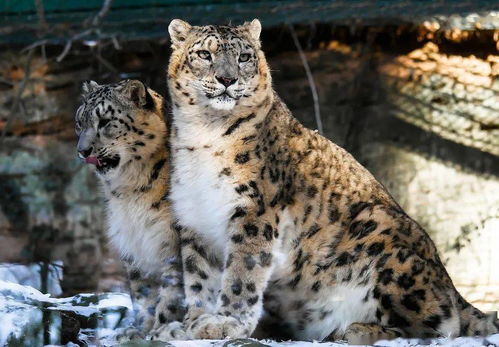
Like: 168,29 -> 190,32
97,293 -> 132,309
374,335 -> 499,347
0,294 -> 42,346
0,280 -> 132,316
0,279 -> 133,346
0,279 -> 53,302
161,336 -> 499,347
0,279 -> 498,347
0,261 -> 63,296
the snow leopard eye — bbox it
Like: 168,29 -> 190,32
197,50 -> 211,61
75,121 -> 82,135
75,107 -> 83,134
239,53 -> 250,63
98,118 -> 110,129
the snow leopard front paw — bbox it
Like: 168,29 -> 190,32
152,289 -> 186,331
187,313 -> 247,339
148,320 -> 188,341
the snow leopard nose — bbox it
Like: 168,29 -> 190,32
216,76 -> 237,88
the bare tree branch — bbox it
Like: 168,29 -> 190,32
56,0 -> 113,62
22,39 -> 48,53
89,0 -> 113,27
56,29 -> 93,62
35,0 -> 49,35
288,23 -> 323,135
95,47 -> 119,74
111,35 -> 122,50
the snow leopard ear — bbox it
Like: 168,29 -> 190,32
244,19 -> 262,42
82,80 -> 99,95
123,80 -> 148,107
168,19 -> 192,48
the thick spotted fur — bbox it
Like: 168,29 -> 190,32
75,80 -> 186,340
166,19 -> 499,343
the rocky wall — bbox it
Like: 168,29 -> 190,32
271,37 -> 498,311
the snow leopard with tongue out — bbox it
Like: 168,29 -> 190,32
75,79 -> 186,340
166,19 -> 499,344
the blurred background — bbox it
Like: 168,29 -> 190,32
0,0 -> 498,344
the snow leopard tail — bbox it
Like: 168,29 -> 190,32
457,293 -> 499,336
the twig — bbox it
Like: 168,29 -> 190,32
288,23 -> 323,135
49,261 -> 65,285
95,47 -> 119,74
57,0 -> 113,62
56,29 -> 92,62
40,43 -> 47,62
111,35 -> 121,50
35,0 -> 49,35
22,39 -> 49,53
56,39 -> 74,63
90,0 -> 113,27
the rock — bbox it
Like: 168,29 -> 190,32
0,280 -> 133,346
0,135 -> 105,294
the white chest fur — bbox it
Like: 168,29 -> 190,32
107,198 -> 169,275
170,125 -> 240,257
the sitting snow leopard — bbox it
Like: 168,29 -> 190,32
166,19 -> 499,343
75,80 -> 186,340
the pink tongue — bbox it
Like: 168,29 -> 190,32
85,157 -> 101,166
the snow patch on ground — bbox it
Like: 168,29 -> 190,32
1,279 -> 498,346
0,280 -> 133,346
0,262 -> 63,296
165,335 -> 499,347
0,280 -> 132,316
375,334 -> 499,346
0,294 -> 41,346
